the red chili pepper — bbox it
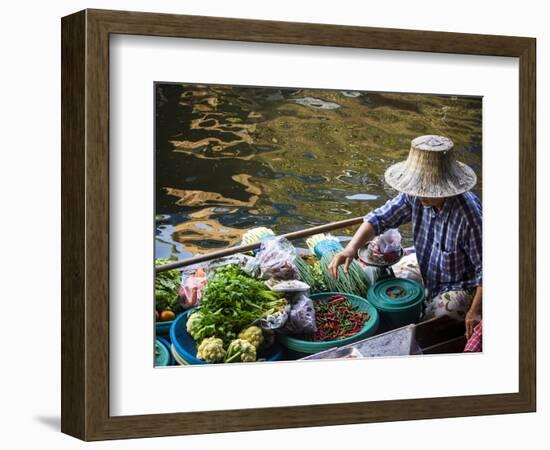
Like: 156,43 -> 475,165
303,296 -> 370,342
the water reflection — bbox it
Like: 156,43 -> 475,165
155,83 -> 482,259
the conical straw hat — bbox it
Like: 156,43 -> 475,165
384,135 -> 477,198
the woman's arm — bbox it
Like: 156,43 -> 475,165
329,193 -> 412,278
364,192 -> 413,235
328,221 -> 377,278
345,220 -> 377,255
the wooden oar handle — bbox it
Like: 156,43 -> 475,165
156,216 -> 365,272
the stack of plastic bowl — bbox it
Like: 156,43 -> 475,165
154,338 -> 172,366
366,278 -> 427,331
170,309 -> 285,365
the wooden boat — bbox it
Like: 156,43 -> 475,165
156,216 -> 469,357
301,315 -> 467,360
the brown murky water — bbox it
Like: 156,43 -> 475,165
155,83 -> 482,259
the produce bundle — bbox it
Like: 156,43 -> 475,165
305,294 -> 370,342
306,233 -> 342,258
293,255 -> 326,293
310,261 -> 327,292
241,226 -> 275,254
154,258 -> 182,318
304,234 -> 371,297
186,264 -> 287,346
319,251 -> 371,298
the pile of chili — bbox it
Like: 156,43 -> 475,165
306,294 -> 370,341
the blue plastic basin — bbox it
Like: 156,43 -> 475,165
170,309 -> 285,365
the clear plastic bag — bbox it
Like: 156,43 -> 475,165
378,228 -> 402,253
178,268 -> 207,309
281,293 -> 317,335
207,253 -> 253,272
366,229 -> 402,265
245,236 -> 298,280
258,306 -> 290,331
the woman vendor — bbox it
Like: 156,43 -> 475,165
329,135 -> 482,338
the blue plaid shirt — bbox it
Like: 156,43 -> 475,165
365,192 -> 482,297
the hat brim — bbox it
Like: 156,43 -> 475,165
384,160 -> 477,198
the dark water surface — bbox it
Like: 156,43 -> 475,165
155,83 -> 482,259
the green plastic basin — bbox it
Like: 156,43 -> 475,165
277,292 -> 379,354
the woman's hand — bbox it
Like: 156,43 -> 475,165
465,309 -> 480,339
464,302 -> 481,339
328,247 -> 356,279
465,287 -> 482,338
327,221 -> 376,279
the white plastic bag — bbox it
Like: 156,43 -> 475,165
378,229 -> 402,254
258,305 -> 290,330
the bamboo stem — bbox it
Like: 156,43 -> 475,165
156,216 -> 364,272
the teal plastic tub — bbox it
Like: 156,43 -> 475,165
277,292 -> 379,354
155,338 -> 171,366
367,278 -> 427,331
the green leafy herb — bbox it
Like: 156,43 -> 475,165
155,258 -> 181,312
192,265 -> 287,344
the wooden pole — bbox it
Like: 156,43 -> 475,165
155,216 -> 364,272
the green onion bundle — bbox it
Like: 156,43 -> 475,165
293,255 -> 327,292
293,255 -> 315,285
305,233 -> 370,297
319,251 -> 370,298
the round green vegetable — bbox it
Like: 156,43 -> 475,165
224,339 -> 257,363
238,326 -> 264,349
196,337 -> 226,363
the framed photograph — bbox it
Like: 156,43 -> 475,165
61,9 -> 536,441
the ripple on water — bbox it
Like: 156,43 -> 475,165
288,97 -> 341,110
340,91 -> 362,98
345,193 -> 379,201
156,84 -> 482,258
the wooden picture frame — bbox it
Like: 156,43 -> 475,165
61,8 -> 536,441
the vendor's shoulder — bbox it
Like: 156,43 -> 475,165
456,191 -> 482,218
461,191 -> 481,207
384,192 -> 413,207
399,192 -> 415,204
